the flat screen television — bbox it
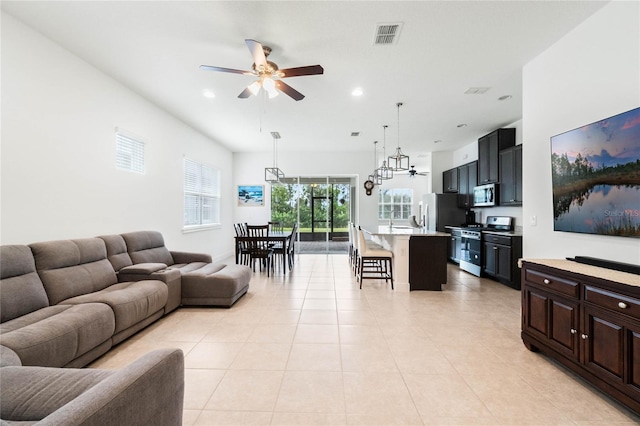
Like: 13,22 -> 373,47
550,106 -> 640,238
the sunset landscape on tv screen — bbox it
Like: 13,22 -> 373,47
550,107 -> 640,238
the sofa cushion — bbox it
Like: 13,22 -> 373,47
0,304 -> 114,367
0,245 -> 50,323
59,281 -> 167,334
98,234 -> 133,272
121,231 -> 174,266
30,239 -> 117,305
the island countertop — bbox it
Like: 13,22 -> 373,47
362,225 -> 450,237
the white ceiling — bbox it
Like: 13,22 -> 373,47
2,1 -> 607,168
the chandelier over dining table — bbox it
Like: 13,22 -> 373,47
388,102 -> 410,171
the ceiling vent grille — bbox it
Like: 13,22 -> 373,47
350,132 -> 360,137
374,23 -> 402,45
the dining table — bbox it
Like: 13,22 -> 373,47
234,228 -> 295,274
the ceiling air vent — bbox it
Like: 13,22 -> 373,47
351,132 -> 360,137
374,23 -> 402,45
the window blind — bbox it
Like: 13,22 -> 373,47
183,158 -> 220,227
115,131 -> 145,174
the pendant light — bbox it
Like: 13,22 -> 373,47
265,132 -> 285,183
367,141 -> 382,186
376,125 -> 393,180
388,102 -> 410,171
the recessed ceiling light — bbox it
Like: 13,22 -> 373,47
202,89 -> 215,98
456,124 -> 467,128
464,87 -> 490,95
498,95 -> 512,101
352,87 -> 363,96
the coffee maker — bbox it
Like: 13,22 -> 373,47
465,209 -> 477,226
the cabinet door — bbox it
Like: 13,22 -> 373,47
523,286 -> 580,359
478,136 -> 490,184
487,131 -> 499,183
514,145 -> 522,203
468,161 -> 477,207
499,145 -> 522,205
457,164 -> 469,207
443,168 -> 458,193
628,325 -> 640,398
499,149 -> 515,203
495,245 -> 512,282
582,306 -> 625,383
483,241 -> 496,275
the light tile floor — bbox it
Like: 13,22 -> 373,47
89,255 -> 640,425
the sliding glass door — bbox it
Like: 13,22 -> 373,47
271,176 -> 355,254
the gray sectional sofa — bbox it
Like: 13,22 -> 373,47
0,230 -> 251,425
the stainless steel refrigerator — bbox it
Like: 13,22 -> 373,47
422,193 -> 466,232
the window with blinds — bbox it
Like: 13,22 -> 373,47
184,158 -> 220,228
115,130 -> 145,174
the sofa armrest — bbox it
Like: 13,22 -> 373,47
39,348 -> 184,426
170,250 -> 212,264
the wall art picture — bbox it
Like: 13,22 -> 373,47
238,185 -> 264,206
550,106 -> 640,238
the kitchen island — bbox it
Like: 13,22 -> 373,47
362,226 -> 450,291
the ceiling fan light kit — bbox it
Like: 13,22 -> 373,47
388,102 -> 410,171
200,39 -> 324,101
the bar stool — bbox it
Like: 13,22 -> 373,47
356,227 -> 394,289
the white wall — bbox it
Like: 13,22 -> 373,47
522,1 -> 640,264
1,12 -> 235,261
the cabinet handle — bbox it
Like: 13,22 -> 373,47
570,328 -> 577,334
581,334 -> 588,340
618,302 -> 628,309
543,279 -> 550,284
509,199 -> 515,202
493,246 -> 498,250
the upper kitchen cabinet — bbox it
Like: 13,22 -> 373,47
443,167 -> 458,193
478,128 -> 515,184
457,161 -> 477,208
499,145 -> 523,205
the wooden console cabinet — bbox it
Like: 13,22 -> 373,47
521,260 -> 640,414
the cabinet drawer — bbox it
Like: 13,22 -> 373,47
584,286 -> 640,320
524,269 -> 579,298
483,234 -> 511,245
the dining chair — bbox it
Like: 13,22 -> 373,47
246,224 -> 274,276
234,223 -> 250,265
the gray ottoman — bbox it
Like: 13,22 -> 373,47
177,263 -> 251,307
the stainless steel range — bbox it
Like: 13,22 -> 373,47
459,216 -> 514,277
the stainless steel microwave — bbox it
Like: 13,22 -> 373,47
473,183 -> 498,207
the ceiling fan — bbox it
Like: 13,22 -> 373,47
200,39 -> 324,101
406,166 -> 429,178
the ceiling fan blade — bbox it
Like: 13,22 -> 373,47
279,65 -> 324,78
238,87 -> 252,99
275,81 -> 305,101
245,39 -> 267,67
200,65 -> 253,75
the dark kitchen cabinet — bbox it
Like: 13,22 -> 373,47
482,233 -> 522,289
521,261 -> 640,414
499,145 -> 522,205
443,168 -> 458,193
457,161 -> 477,208
478,128 -> 515,184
